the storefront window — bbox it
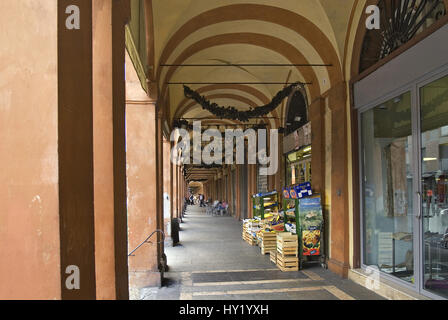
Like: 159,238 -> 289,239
286,146 -> 312,187
420,75 -> 448,298
361,92 -> 415,283
257,165 -> 268,193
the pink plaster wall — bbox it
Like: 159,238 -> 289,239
125,52 -> 160,288
0,0 -> 61,299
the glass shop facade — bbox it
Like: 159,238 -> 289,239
354,24 -> 448,299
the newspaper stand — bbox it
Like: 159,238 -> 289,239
252,190 -> 279,219
282,184 -> 327,270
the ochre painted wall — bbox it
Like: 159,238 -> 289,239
126,51 -> 161,288
0,0 -> 61,299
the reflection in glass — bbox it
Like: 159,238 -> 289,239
361,92 -> 414,283
421,75 -> 448,298
285,147 -> 312,186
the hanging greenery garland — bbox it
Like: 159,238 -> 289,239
183,82 -> 303,122
172,119 -> 269,131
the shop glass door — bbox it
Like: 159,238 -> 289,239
419,74 -> 448,299
360,91 -> 416,284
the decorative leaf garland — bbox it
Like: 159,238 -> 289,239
172,119 -> 269,131
183,82 -> 303,122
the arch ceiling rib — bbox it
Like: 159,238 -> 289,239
161,33 -> 321,118
149,1 -> 348,128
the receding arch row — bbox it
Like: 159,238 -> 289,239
158,22 -> 331,92
155,4 -> 342,87
173,84 -> 281,128
179,93 -> 276,130
160,32 -> 321,110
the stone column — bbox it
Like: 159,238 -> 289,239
163,140 -> 172,237
276,132 -> 284,192
58,0 -> 97,299
111,0 -> 131,299
309,97 -> 326,197
326,82 -> 350,278
247,164 -> 256,218
177,166 -> 183,220
155,109 -> 166,272
175,164 -> 179,218
126,50 -> 161,288
93,0 -> 116,300
92,0 -> 131,300
236,166 -> 241,220
170,142 -> 175,220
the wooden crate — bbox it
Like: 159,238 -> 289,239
260,231 -> 277,240
246,237 -> 257,246
276,255 -> 299,272
277,239 -> 299,248
243,232 -> 257,246
276,233 -> 297,240
261,245 -> 276,255
276,232 -> 299,271
259,231 -> 277,254
276,247 -> 298,257
261,242 -> 277,254
242,224 -> 250,240
269,250 -> 277,264
276,232 -> 298,257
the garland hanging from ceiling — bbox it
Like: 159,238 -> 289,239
172,119 -> 276,131
183,82 -> 303,122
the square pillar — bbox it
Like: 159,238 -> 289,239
163,140 -> 172,237
125,51 -> 161,289
93,0 -> 130,300
155,110 -> 166,271
126,100 -> 161,288
310,97 -> 326,196
326,82 -> 350,278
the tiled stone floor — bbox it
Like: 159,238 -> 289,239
134,205 -> 384,300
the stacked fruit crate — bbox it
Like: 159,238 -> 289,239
276,232 -> 299,272
242,221 -> 249,240
259,231 -> 277,255
270,250 -> 277,264
242,220 -> 258,246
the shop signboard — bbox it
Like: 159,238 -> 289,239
298,196 -> 323,256
283,132 -> 296,154
282,187 -> 291,199
289,187 -> 298,199
294,182 -> 312,199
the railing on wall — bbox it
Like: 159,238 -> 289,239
128,229 -> 165,257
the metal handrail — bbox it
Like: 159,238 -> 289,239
128,229 -> 165,257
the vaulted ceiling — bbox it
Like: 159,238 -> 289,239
133,0 -> 364,131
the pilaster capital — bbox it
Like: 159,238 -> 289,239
309,97 -> 325,119
125,97 -> 157,107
